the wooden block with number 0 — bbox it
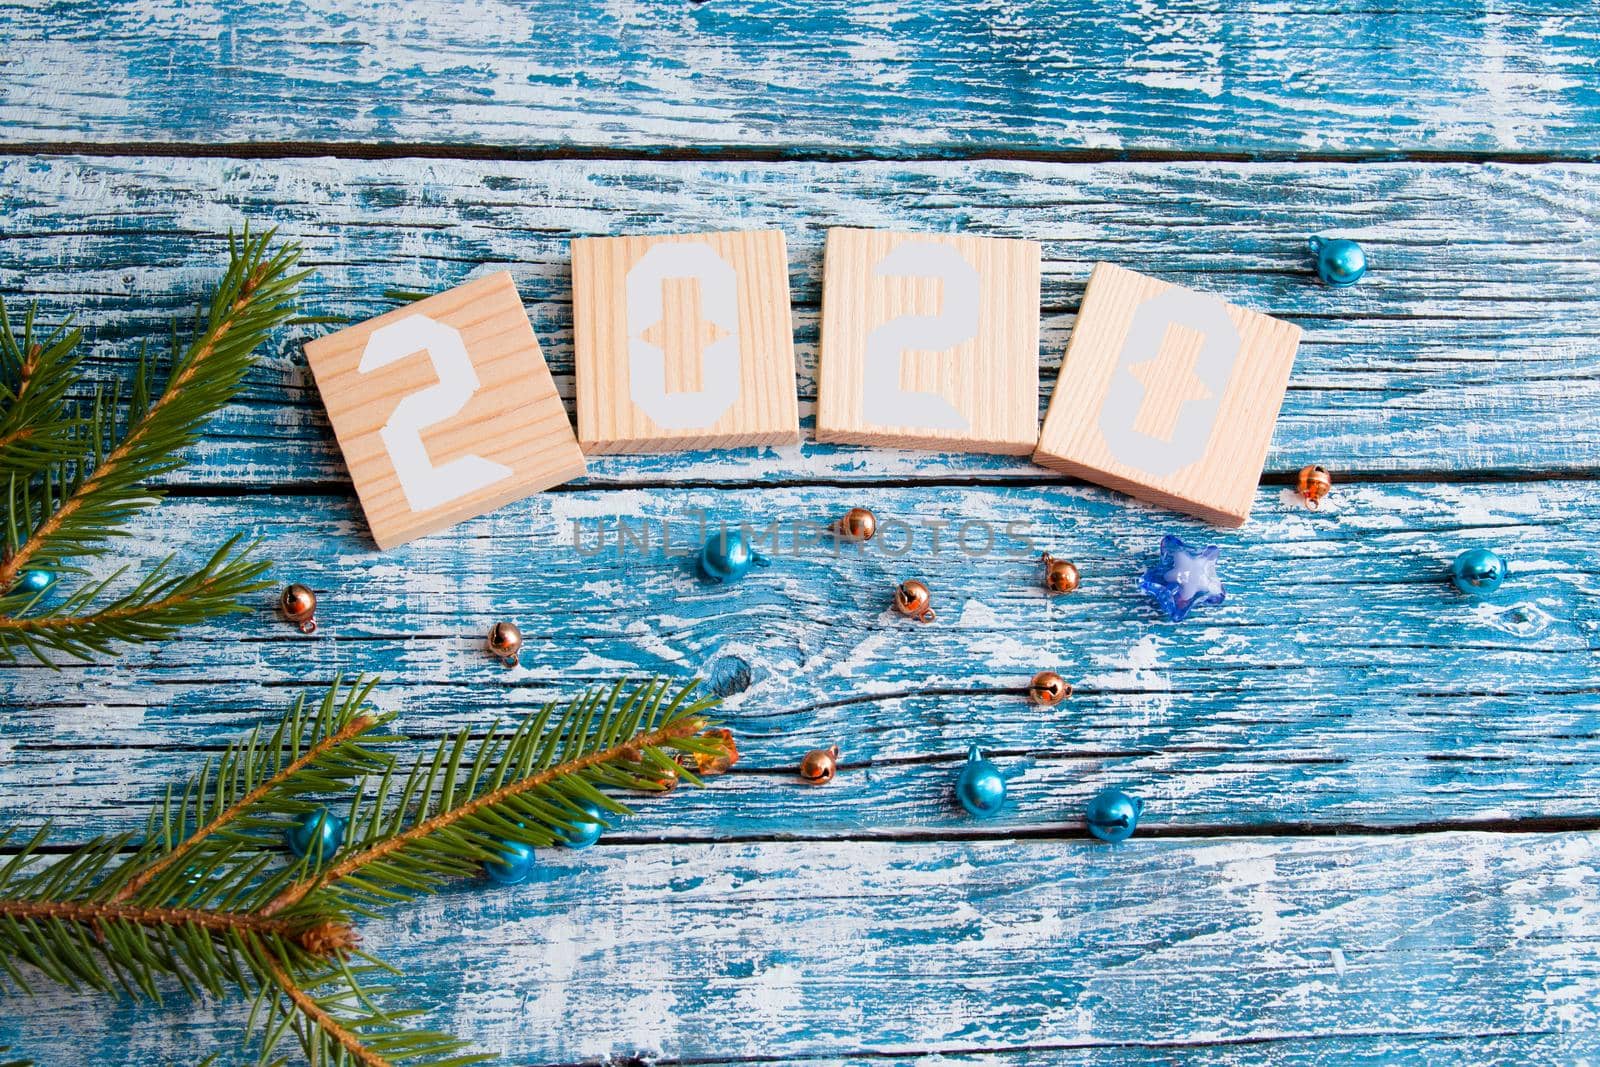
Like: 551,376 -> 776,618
571,229 -> 800,453
1033,262 -> 1302,526
303,272 -> 586,550
816,228 -> 1041,454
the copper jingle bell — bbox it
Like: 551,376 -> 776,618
799,745 -> 840,785
894,579 -> 935,623
1027,670 -> 1072,707
1297,464 -> 1333,509
832,506 -> 878,542
280,584 -> 318,634
1042,554 -> 1081,595
486,621 -> 523,668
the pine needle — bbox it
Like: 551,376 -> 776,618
0,677 -> 730,1066
0,227 -> 309,664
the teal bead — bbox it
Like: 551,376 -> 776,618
1450,548 -> 1506,596
954,744 -> 1006,818
285,808 -> 346,860
1085,788 -> 1143,843
698,528 -> 770,584
483,839 -> 536,885
559,799 -> 606,850
17,570 -> 54,595
1308,235 -> 1367,287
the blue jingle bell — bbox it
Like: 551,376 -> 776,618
483,839 -> 536,885
697,527 -> 770,584
558,798 -> 607,850
16,570 -> 55,596
954,744 -> 1006,818
1085,788 -> 1143,843
285,808 -> 346,860
1308,235 -> 1366,287
1450,548 -> 1506,596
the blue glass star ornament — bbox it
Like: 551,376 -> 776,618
1140,535 -> 1226,623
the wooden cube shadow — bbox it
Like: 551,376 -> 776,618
816,228 -> 1041,454
571,229 -> 800,453
303,272 -> 586,550
1033,262 -> 1302,526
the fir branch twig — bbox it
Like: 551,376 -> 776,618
0,227 -> 311,664
259,953 -> 392,1067
115,677 -> 392,903
0,676 -> 730,1067
265,710 -> 711,917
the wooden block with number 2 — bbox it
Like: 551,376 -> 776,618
816,228 -> 1041,454
1033,262 -> 1302,526
303,272 -> 587,550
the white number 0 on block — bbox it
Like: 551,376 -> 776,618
359,314 -> 514,513
626,242 -> 742,429
863,242 -> 978,431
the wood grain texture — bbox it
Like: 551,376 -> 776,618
572,230 -> 800,452
1034,262 -> 1302,526
4,155 -> 1598,486
303,271 -> 586,548
817,227 -> 1041,454
6,8 -> 1600,1060
4,1 -> 1600,157
1,834 -> 1597,1063
4,479 -> 1596,841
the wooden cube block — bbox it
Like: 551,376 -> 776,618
816,228 -> 1041,454
1033,262 -> 1302,526
571,230 -> 800,453
303,271 -> 586,550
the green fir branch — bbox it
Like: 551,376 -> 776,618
264,678 -> 723,921
0,677 -> 731,1067
0,227 -> 311,664
0,301 -> 88,475
115,676 -> 400,906
0,534 -> 273,663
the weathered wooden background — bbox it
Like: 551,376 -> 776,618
3,2 -> 1600,1064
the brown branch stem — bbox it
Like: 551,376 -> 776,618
0,269 -> 264,590
262,715 -> 710,917
113,713 -> 377,903
0,898 -> 300,941
0,572 -> 231,634
260,952 -> 393,1067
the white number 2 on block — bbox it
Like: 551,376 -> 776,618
359,314 -> 513,513
626,242 -> 742,429
863,243 -> 978,431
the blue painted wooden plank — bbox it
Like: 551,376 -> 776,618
4,479 -> 1595,838
4,2 -> 1600,157
3,157 -> 1599,482
1,834 -> 1597,1063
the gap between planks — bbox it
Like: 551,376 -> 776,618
141,467 -> 1600,501
13,817 -> 1600,861
7,140 -> 1600,168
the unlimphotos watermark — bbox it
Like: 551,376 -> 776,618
569,508 -> 1041,561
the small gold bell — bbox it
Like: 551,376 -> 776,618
894,579 -> 935,623
1027,670 -> 1072,706
832,507 -> 878,542
1042,554 -> 1081,595
1297,464 -> 1333,509
280,584 -> 317,634
799,745 -> 840,785
486,621 -> 523,668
